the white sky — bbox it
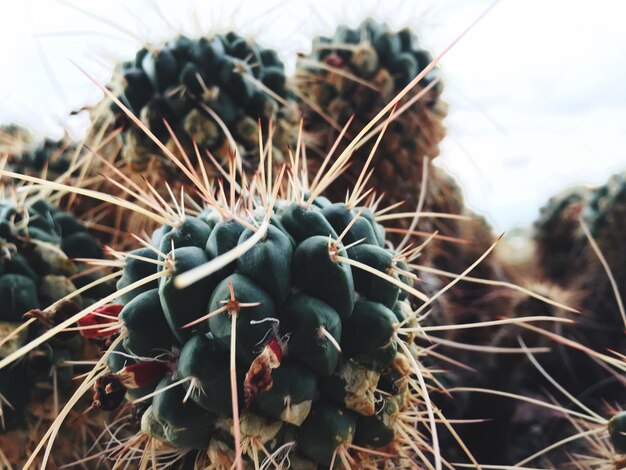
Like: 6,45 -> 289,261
1,0 -> 625,231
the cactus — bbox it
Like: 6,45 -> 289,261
0,192 -> 113,466
534,184 -> 593,284
0,125 -> 76,180
0,106 -> 472,468
104,189 -> 435,467
110,32 -> 299,174
296,18 -> 446,207
532,172 -> 626,360
578,171 -> 626,332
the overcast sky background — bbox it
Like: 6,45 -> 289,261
0,0 -> 625,231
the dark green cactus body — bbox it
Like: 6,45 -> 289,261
534,185 -> 592,284
296,401 -> 357,465
609,411 -> 626,454
114,198 -> 419,464
254,361 -> 317,425
114,33 -> 298,173
150,376 -> 216,449
1,126 -> 75,180
116,247 -> 160,304
0,199 -> 110,434
176,333 -> 244,415
580,171 -> 626,326
282,293 -> 342,377
120,288 -> 177,357
159,246 -> 213,342
208,273 -> 277,363
293,235 -> 355,320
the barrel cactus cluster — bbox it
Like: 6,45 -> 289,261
0,8 -> 624,470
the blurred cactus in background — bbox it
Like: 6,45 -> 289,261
296,18 -> 446,209
109,32 -> 298,175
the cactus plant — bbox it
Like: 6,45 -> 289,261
578,171 -> 626,334
109,32 -> 298,175
102,177 -> 440,467
533,172 -> 626,361
296,18 -> 446,208
0,125 -> 76,180
0,189 -> 113,466
0,102 -> 474,468
534,184 -> 593,284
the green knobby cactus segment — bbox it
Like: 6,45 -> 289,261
1,126 -> 75,180
0,198 -> 109,434
109,190 -> 430,467
609,410 -> 626,455
113,32 -> 298,171
296,18 -> 446,205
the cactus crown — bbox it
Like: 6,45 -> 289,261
113,32 -> 299,171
